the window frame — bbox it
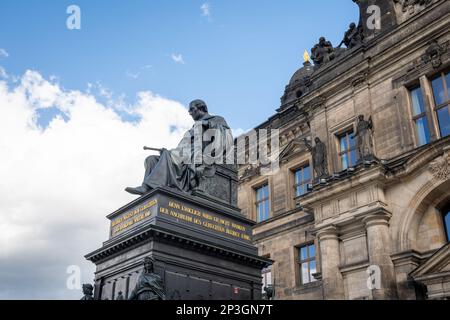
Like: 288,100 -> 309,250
293,164 -> 312,199
337,130 -> 358,170
254,183 -> 270,223
297,242 -> 317,286
409,85 -> 432,146
431,71 -> 450,139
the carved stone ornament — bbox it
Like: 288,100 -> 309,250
393,0 -> 433,15
351,70 -> 370,87
304,96 -> 326,114
240,164 -> 261,181
429,153 -> 450,180
422,39 -> 447,69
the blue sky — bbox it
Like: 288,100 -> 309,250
0,0 -> 358,131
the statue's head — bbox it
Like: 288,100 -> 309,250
144,256 -> 155,273
82,284 -> 93,295
358,115 -> 365,121
189,99 -> 209,121
349,22 -> 356,29
315,137 -> 321,144
319,37 -> 326,44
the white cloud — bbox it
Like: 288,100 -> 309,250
126,69 -> 140,79
0,68 -> 193,299
0,48 -> 9,58
0,66 -> 7,79
171,53 -> 186,65
201,3 -> 211,17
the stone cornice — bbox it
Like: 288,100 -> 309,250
85,224 -> 272,269
300,165 -> 388,207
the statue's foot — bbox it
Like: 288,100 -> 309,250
125,185 -> 149,195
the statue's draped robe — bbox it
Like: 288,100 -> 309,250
129,273 -> 165,300
313,142 -> 327,178
356,120 -> 373,159
142,114 -> 233,192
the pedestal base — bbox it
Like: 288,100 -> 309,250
85,187 -> 270,300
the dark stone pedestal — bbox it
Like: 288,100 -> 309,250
85,187 -> 270,300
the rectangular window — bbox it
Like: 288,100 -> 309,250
262,265 -> 272,288
431,71 -> 450,138
298,243 -> 317,285
255,184 -> 270,223
338,131 -> 357,170
294,165 -> 311,198
410,86 -> 431,146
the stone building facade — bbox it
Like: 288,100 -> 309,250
238,0 -> 450,300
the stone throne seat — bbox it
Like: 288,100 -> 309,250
192,163 -> 239,208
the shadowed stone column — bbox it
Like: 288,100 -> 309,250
363,211 -> 398,300
317,226 -> 345,300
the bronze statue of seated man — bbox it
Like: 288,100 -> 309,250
125,99 -> 233,196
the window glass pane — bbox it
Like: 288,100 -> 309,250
296,186 -> 303,198
295,170 -> 301,185
300,246 -> 308,261
263,185 -> 269,199
309,244 -> 315,258
444,211 -> 450,242
309,260 -> 317,282
304,166 -> 311,181
411,87 -> 426,116
340,135 -> 348,152
303,184 -> 308,195
256,188 -> 262,201
415,117 -> 430,146
350,133 -> 356,149
437,107 -> 450,138
446,72 -> 450,94
264,200 -> 269,219
341,152 -> 349,170
432,76 -> 446,106
350,149 -> 358,167
301,263 -> 309,284
258,203 -> 263,222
